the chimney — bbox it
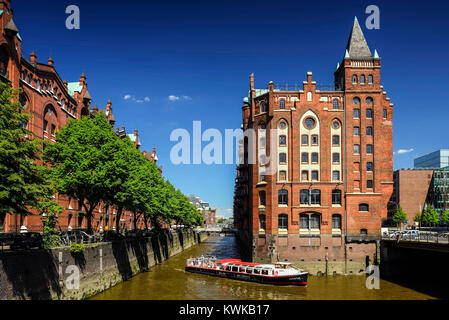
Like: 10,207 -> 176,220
30,51 -> 37,65
250,73 -> 254,90
106,99 -> 112,111
307,72 -> 313,83
48,56 -> 54,67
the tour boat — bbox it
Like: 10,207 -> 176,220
185,256 -> 308,286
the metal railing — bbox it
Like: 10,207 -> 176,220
382,231 -> 449,244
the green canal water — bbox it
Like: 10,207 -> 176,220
91,236 -> 436,300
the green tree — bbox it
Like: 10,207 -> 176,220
440,209 -> 449,226
0,83 -> 52,230
421,205 -> 440,226
414,212 -> 421,223
38,200 -> 63,248
392,206 -> 407,228
44,114 -> 121,234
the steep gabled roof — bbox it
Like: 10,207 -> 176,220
345,17 -> 372,59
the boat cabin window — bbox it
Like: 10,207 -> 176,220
275,264 -> 289,269
239,267 -> 245,273
262,269 -> 269,275
231,266 -> 239,272
253,269 -> 261,274
246,268 -> 253,274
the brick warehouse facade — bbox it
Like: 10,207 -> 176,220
233,17 -> 394,275
0,0 -> 161,233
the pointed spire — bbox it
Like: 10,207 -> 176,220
336,62 -> 340,70
345,16 -> 372,59
373,49 -> 380,59
344,49 -> 350,59
4,18 -> 19,36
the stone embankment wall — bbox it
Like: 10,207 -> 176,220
0,230 -> 207,300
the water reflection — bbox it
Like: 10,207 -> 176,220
91,236 -> 436,300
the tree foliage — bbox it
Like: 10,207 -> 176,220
421,205 -> 440,226
392,206 -> 407,227
44,113 -> 200,233
0,83 -> 53,223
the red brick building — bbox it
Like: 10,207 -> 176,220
0,0 -> 160,233
389,169 -> 433,226
234,17 -> 394,275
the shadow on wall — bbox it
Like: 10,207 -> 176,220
0,250 -> 62,300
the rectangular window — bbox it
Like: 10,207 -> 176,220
367,144 -> 373,155
333,153 -> 340,164
311,171 -> 319,181
383,109 -> 387,119
301,153 -> 309,163
311,153 -> 319,163
300,215 -> 309,229
366,108 -> 373,118
332,135 -> 340,146
300,190 -> 309,204
279,135 -> 286,146
301,171 -> 309,181
367,180 -> 373,189
367,162 -> 373,172
354,126 -> 360,136
301,135 -> 308,145
366,126 -> 373,136
332,215 -> 342,229
279,153 -> 287,164
354,144 -> 360,154
43,120 -> 48,133
354,108 -> 360,119
279,171 -> 287,181
333,171 -> 340,181
311,135 -> 319,145
332,190 -> 342,205
310,190 -> 321,205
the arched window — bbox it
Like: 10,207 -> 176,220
278,214 -> 288,231
307,91 -> 312,101
368,75 -> 373,84
259,214 -> 266,231
280,99 -> 286,109
366,126 -> 373,136
332,214 -> 342,229
278,189 -> 288,205
360,75 -> 365,84
352,75 -> 358,84
259,191 -> 266,207
36,79 -> 40,90
361,229 -> 368,235
333,99 -> 339,110
260,102 -> 265,113
359,204 -> 369,212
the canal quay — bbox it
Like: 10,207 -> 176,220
90,235 -> 436,300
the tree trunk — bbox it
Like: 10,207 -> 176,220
143,215 -> 148,230
116,206 -> 123,233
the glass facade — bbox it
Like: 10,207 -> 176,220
414,149 -> 449,169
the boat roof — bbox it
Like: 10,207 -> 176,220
275,262 -> 293,265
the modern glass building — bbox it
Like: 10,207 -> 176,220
427,167 -> 449,214
414,149 -> 449,168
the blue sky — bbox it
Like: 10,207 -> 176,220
13,0 -> 449,218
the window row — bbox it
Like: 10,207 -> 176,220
353,126 -> 373,136
354,108 -> 388,119
259,214 -> 343,231
353,144 -> 373,155
259,189 -> 343,207
352,74 -> 374,84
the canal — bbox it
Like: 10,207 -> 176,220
91,235 -> 436,300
